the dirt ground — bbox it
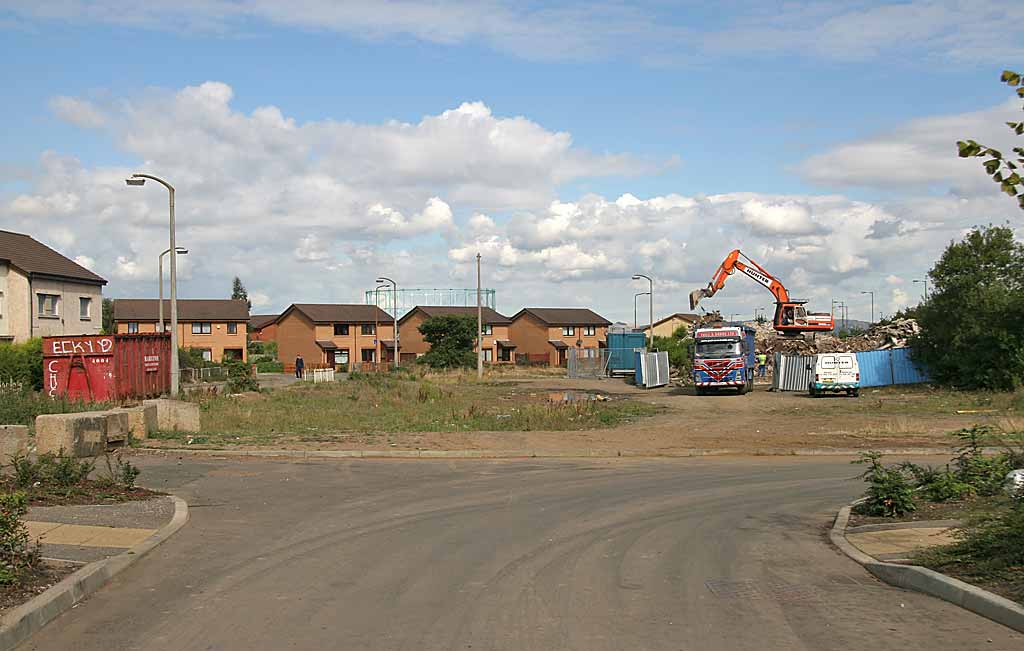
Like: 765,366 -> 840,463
146,377 -> 1018,455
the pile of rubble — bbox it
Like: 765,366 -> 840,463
747,318 -> 921,356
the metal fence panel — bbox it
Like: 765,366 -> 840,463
635,351 -> 670,388
889,348 -> 930,385
567,348 -> 611,378
773,353 -> 816,391
856,349 -> 892,387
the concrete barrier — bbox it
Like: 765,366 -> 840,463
98,410 -> 129,445
143,399 -> 200,433
35,413 -> 109,457
119,404 -> 157,441
0,425 -> 29,459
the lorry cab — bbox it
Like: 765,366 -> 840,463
809,353 -> 860,397
692,325 -> 756,395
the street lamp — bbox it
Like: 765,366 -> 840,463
633,292 -> 650,330
374,283 -> 387,365
913,278 -> 929,300
376,276 -> 399,368
861,290 -> 875,325
632,274 -> 653,342
127,173 -> 180,397
159,247 -> 188,333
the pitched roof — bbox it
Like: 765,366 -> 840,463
249,314 -> 279,330
512,308 -> 611,326
398,305 -> 512,326
650,313 -> 700,328
284,303 -> 392,324
0,230 -> 107,285
113,299 -> 250,322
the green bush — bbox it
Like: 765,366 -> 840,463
9,451 -> 95,490
224,359 -> 259,393
0,339 -> 43,391
417,315 -> 477,369
652,326 -> 693,375
928,500 -> 1024,577
901,462 -> 973,502
255,360 -> 284,373
0,385 -> 111,427
952,426 -> 1013,496
0,491 -> 39,585
853,451 -> 917,517
100,452 -> 141,489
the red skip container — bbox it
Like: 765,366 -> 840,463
42,334 -> 171,402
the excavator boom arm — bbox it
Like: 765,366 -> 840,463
689,249 -> 790,309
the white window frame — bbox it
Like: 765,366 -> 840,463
0,290 -> 4,318
481,324 -> 493,336
583,326 -> 596,336
336,349 -> 350,365
482,348 -> 493,362
79,297 -> 92,320
37,293 -> 60,318
127,322 -> 139,334
200,349 -> 213,362
227,322 -> 238,335
562,326 -> 575,336
191,322 -> 213,335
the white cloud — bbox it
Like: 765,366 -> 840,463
294,235 -> 329,262
49,96 -> 107,128
740,199 -> 821,236
73,255 -> 96,270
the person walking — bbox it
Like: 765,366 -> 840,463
756,351 -> 767,378
295,354 -> 305,379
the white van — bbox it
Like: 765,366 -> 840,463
809,353 -> 860,397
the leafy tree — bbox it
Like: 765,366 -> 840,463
231,277 -> 252,310
101,298 -> 115,334
877,305 -> 919,325
417,315 -> 477,369
913,225 -> 1024,390
651,325 -> 694,375
957,70 -> 1024,210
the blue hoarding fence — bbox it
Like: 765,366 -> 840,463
856,347 -> 930,388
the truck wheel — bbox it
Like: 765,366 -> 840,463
852,389 -> 860,398
737,382 -> 747,395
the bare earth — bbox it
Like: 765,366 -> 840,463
146,378 -> 1002,455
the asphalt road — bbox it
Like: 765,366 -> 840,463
23,455 -> 1021,650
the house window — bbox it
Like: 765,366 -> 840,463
127,322 -> 139,334
191,322 -> 212,334
0,291 -> 4,318
37,293 -> 59,318
562,326 -> 575,336
482,348 -> 493,362
361,324 -> 375,336
361,348 -> 376,362
334,324 -> 349,336
79,297 -> 92,320
200,349 -> 213,362
335,349 -> 350,365
583,348 -> 598,358
481,324 -> 493,336
227,322 -> 238,335
583,326 -> 596,336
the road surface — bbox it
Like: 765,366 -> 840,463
23,455 -> 1021,650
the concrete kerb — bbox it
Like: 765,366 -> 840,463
831,500 -> 1024,633
131,446 -> 960,461
0,496 -> 189,650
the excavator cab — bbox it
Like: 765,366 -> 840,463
773,301 -> 834,337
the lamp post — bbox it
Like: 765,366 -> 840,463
158,247 -> 188,333
861,290 -> 875,325
476,253 -> 483,380
374,283 -> 387,365
127,173 -> 180,397
632,274 -> 653,342
913,278 -> 929,300
376,276 -> 399,368
633,292 -> 650,330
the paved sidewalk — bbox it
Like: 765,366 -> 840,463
846,522 -> 958,562
26,497 -> 175,564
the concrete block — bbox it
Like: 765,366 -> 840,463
0,425 -> 29,459
118,405 -> 157,441
35,413 -> 108,457
143,399 -> 201,433
97,411 -> 130,444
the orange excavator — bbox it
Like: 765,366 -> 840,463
689,249 -> 834,337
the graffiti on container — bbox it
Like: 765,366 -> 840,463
47,337 -> 114,356
47,360 -> 59,397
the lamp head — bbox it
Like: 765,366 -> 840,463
176,247 -> 189,254
125,178 -> 145,186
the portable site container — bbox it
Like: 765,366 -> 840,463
42,334 -> 171,402
606,331 -> 647,375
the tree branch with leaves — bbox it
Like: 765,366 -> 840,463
957,70 -> 1024,210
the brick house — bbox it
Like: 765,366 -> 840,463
646,313 -> 700,339
398,306 -> 515,363
249,314 -> 279,342
0,230 -> 107,343
113,299 -> 250,362
275,304 -> 395,372
508,308 -> 611,366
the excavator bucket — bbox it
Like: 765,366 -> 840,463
689,288 -> 707,310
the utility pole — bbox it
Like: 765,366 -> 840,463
861,290 -> 875,325
913,278 -> 929,300
632,274 -> 653,343
633,292 -> 650,330
477,253 -> 483,380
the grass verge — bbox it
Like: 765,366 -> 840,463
151,373 -> 659,447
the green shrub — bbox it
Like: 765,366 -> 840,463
9,451 -> 94,490
901,462 -> 974,502
255,360 -> 284,373
952,426 -> 1012,496
0,385 -> 111,427
928,500 -> 1024,576
0,491 -> 40,585
224,359 -> 259,393
0,339 -> 43,391
100,452 -> 141,489
853,451 -> 917,517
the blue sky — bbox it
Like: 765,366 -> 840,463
1,1 -> 1021,322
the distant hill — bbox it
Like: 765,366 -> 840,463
835,319 -> 872,333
